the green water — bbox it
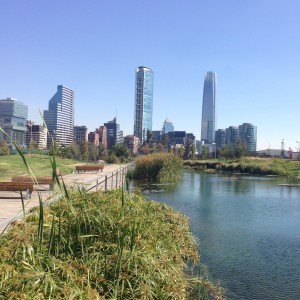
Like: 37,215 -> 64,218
132,170 -> 300,299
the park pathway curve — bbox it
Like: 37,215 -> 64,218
0,163 -> 133,233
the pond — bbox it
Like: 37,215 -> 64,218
131,170 -> 300,299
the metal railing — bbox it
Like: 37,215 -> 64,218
85,163 -> 134,192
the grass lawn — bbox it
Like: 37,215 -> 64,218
0,154 -> 80,181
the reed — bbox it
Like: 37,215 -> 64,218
131,153 -> 183,182
0,126 -> 223,299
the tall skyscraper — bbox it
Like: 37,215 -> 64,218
0,98 -> 28,149
162,117 -> 174,134
104,117 -> 123,150
201,72 -> 216,144
134,66 -> 154,143
43,85 -> 74,147
238,123 -> 257,152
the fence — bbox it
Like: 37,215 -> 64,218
85,163 -> 134,192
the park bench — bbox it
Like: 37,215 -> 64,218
0,182 -> 33,199
76,165 -> 104,173
12,176 -> 54,190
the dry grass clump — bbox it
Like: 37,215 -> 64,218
0,189 -> 219,299
131,153 -> 183,182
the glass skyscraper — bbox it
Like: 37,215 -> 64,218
201,71 -> 216,144
0,98 -> 28,149
43,85 -> 74,147
238,123 -> 257,152
134,66 -> 154,143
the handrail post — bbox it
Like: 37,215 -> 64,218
96,179 -> 98,191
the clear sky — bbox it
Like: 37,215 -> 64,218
1,0 -> 299,150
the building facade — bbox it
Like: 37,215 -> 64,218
134,66 -> 154,143
225,126 -> 239,148
0,98 -> 28,149
74,126 -> 88,144
104,118 -> 123,150
26,123 -> 47,150
238,123 -> 257,152
162,117 -> 174,134
98,126 -> 107,149
43,85 -> 74,147
201,72 -> 216,144
215,129 -> 226,150
123,135 -> 139,155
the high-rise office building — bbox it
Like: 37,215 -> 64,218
201,72 -> 216,144
26,123 -> 47,150
162,117 -> 174,134
225,126 -> 239,148
238,123 -> 257,152
134,66 -> 154,143
215,129 -> 226,150
43,85 -> 74,147
104,118 -> 123,150
74,126 -> 88,144
0,98 -> 28,149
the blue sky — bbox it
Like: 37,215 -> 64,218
1,0 -> 299,150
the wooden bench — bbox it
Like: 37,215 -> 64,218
76,165 -> 104,173
12,176 -> 53,190
0,182 -> 33,199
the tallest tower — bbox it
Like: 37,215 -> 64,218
134,66 -> 154,143
201,72 -> 216,144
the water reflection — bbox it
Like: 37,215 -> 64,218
131,170 -> 300,300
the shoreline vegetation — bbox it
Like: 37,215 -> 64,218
0,151 -> 224,299
128,153 -> 183,182
184,157 -> 300,178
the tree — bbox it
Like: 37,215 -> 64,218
68,143 -> 80,159
184,138 -> 194,160
235,139 -> 247,158
220,145 -> 235,159
161,133 -> 169,149
98,144 -> 108,161
111,144 -> 130,158
88,143 -> 99,161
0,140 -> 10,156
201,145 -> 208,159
79,141 -> 88,161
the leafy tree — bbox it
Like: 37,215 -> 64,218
220,145 -> 235,159
184,139 -> 194,160
111,144 -> 130,159
68,143 -> 80,159
235,139 -> 248,158
0,140 -> 10,156
98,144 -> 108,161
88,143 -> 99,161
140,143 -> 150,155
161,133 -> 169,148
79,141 -> 88,161
201,145 -> 208,159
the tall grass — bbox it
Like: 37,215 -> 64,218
131,153 -> 183,182
0,126 -> 223,299
0,189 -> 225,299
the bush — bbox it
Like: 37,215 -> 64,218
132,153 -> 183,182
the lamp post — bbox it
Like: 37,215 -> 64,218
296,141 -> 300,161
212,142 -> 216,159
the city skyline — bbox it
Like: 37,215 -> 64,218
1,1 -> 300,151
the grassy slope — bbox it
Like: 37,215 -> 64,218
185,157 -> 300,177
0,189 -> 218,299
0,154 -> 79,180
